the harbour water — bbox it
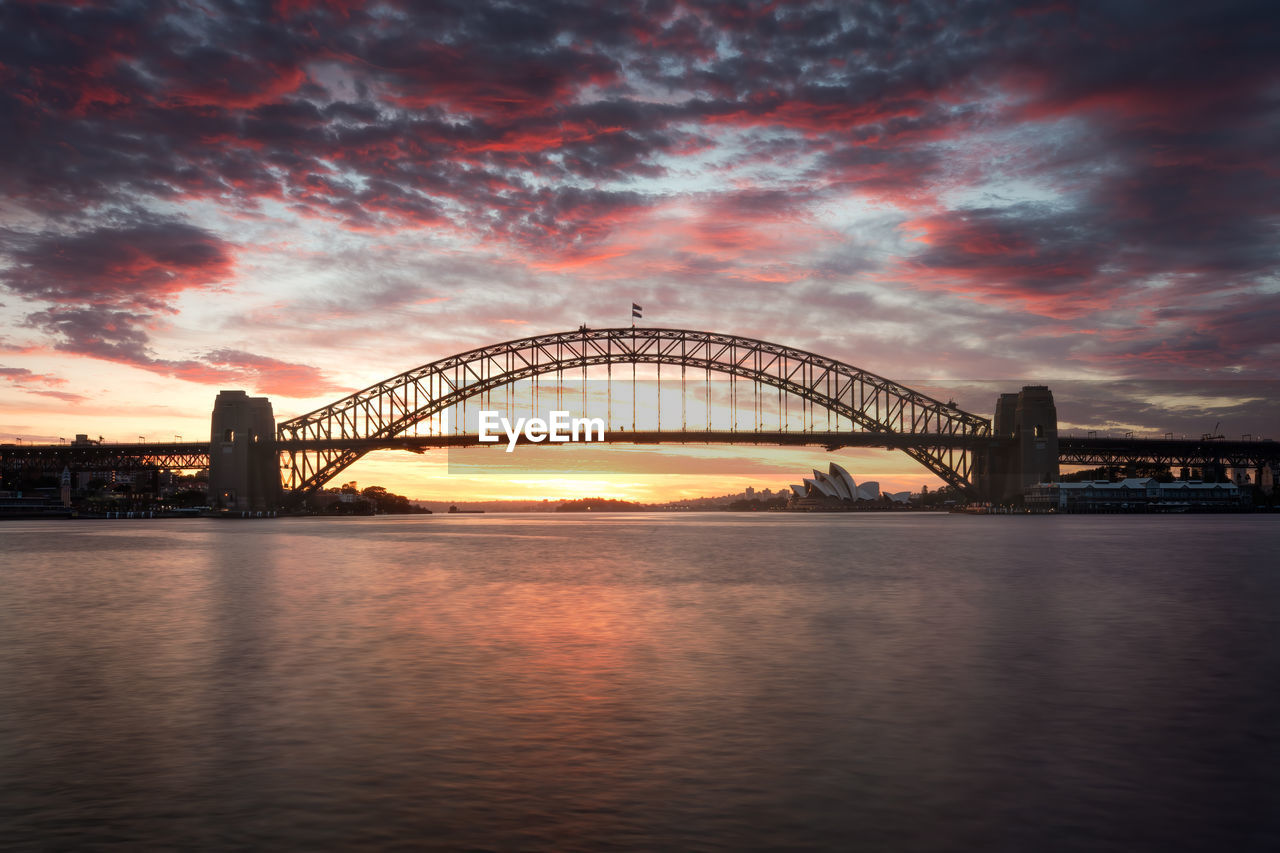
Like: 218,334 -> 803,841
2,514 -> 1278,851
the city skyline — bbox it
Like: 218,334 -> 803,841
2,1 -> 1277,500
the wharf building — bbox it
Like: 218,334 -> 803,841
1025,478 -> 1247,512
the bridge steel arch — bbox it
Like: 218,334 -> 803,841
277,327 -> 992,493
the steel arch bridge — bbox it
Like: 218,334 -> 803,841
277,327 -> 992,493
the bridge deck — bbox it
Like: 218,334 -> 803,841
279,431 -> 988,452
4,434 -> 1277,472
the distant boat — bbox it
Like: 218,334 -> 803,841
448,505 -> 484,514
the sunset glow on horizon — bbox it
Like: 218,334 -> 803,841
2,1 -> 1277,501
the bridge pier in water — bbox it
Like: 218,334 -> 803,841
208,390 -> 281,511
976,385 -> 1060,503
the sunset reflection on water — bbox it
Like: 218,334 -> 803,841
2,514 -> 1278,850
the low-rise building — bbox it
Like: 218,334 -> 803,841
1025,478 -> 1247,512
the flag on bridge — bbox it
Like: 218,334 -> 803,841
632,303 -> 642,319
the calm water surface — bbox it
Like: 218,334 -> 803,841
1,513 -> 1278,851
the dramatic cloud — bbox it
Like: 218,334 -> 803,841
1,0 -> 1277,475
192,348 -> 342,398
0,205 -> 347,394
1,219 -> 234,310
21,308 -> 338,397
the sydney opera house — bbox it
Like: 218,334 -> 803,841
789,463 -> 911,508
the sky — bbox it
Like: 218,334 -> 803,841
1,0 -> 1277,501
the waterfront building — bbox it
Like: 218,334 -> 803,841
1025,478 -> 1246,513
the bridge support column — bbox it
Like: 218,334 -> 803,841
983,385 -> 1060,502
1259,463 -> 1276,496
209,390 -> 281,511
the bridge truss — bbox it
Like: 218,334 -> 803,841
277,327 -> 992,493
0,442 -> 212,473
1059,437 -> 1280,471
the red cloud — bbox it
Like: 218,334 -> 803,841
182,349 -> 344,398
891,209 -> 1116,319
2,221 -> 234,310
3,0 -> 1280,386
0,365 -> 86,403
22,307 -> 339,399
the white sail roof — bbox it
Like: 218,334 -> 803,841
806,475 -> 839,498
827,463 -> 856,499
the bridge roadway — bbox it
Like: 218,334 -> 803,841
3,434 -> 1277,474
282,431 -> 988,453
0,432 -> 985,473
